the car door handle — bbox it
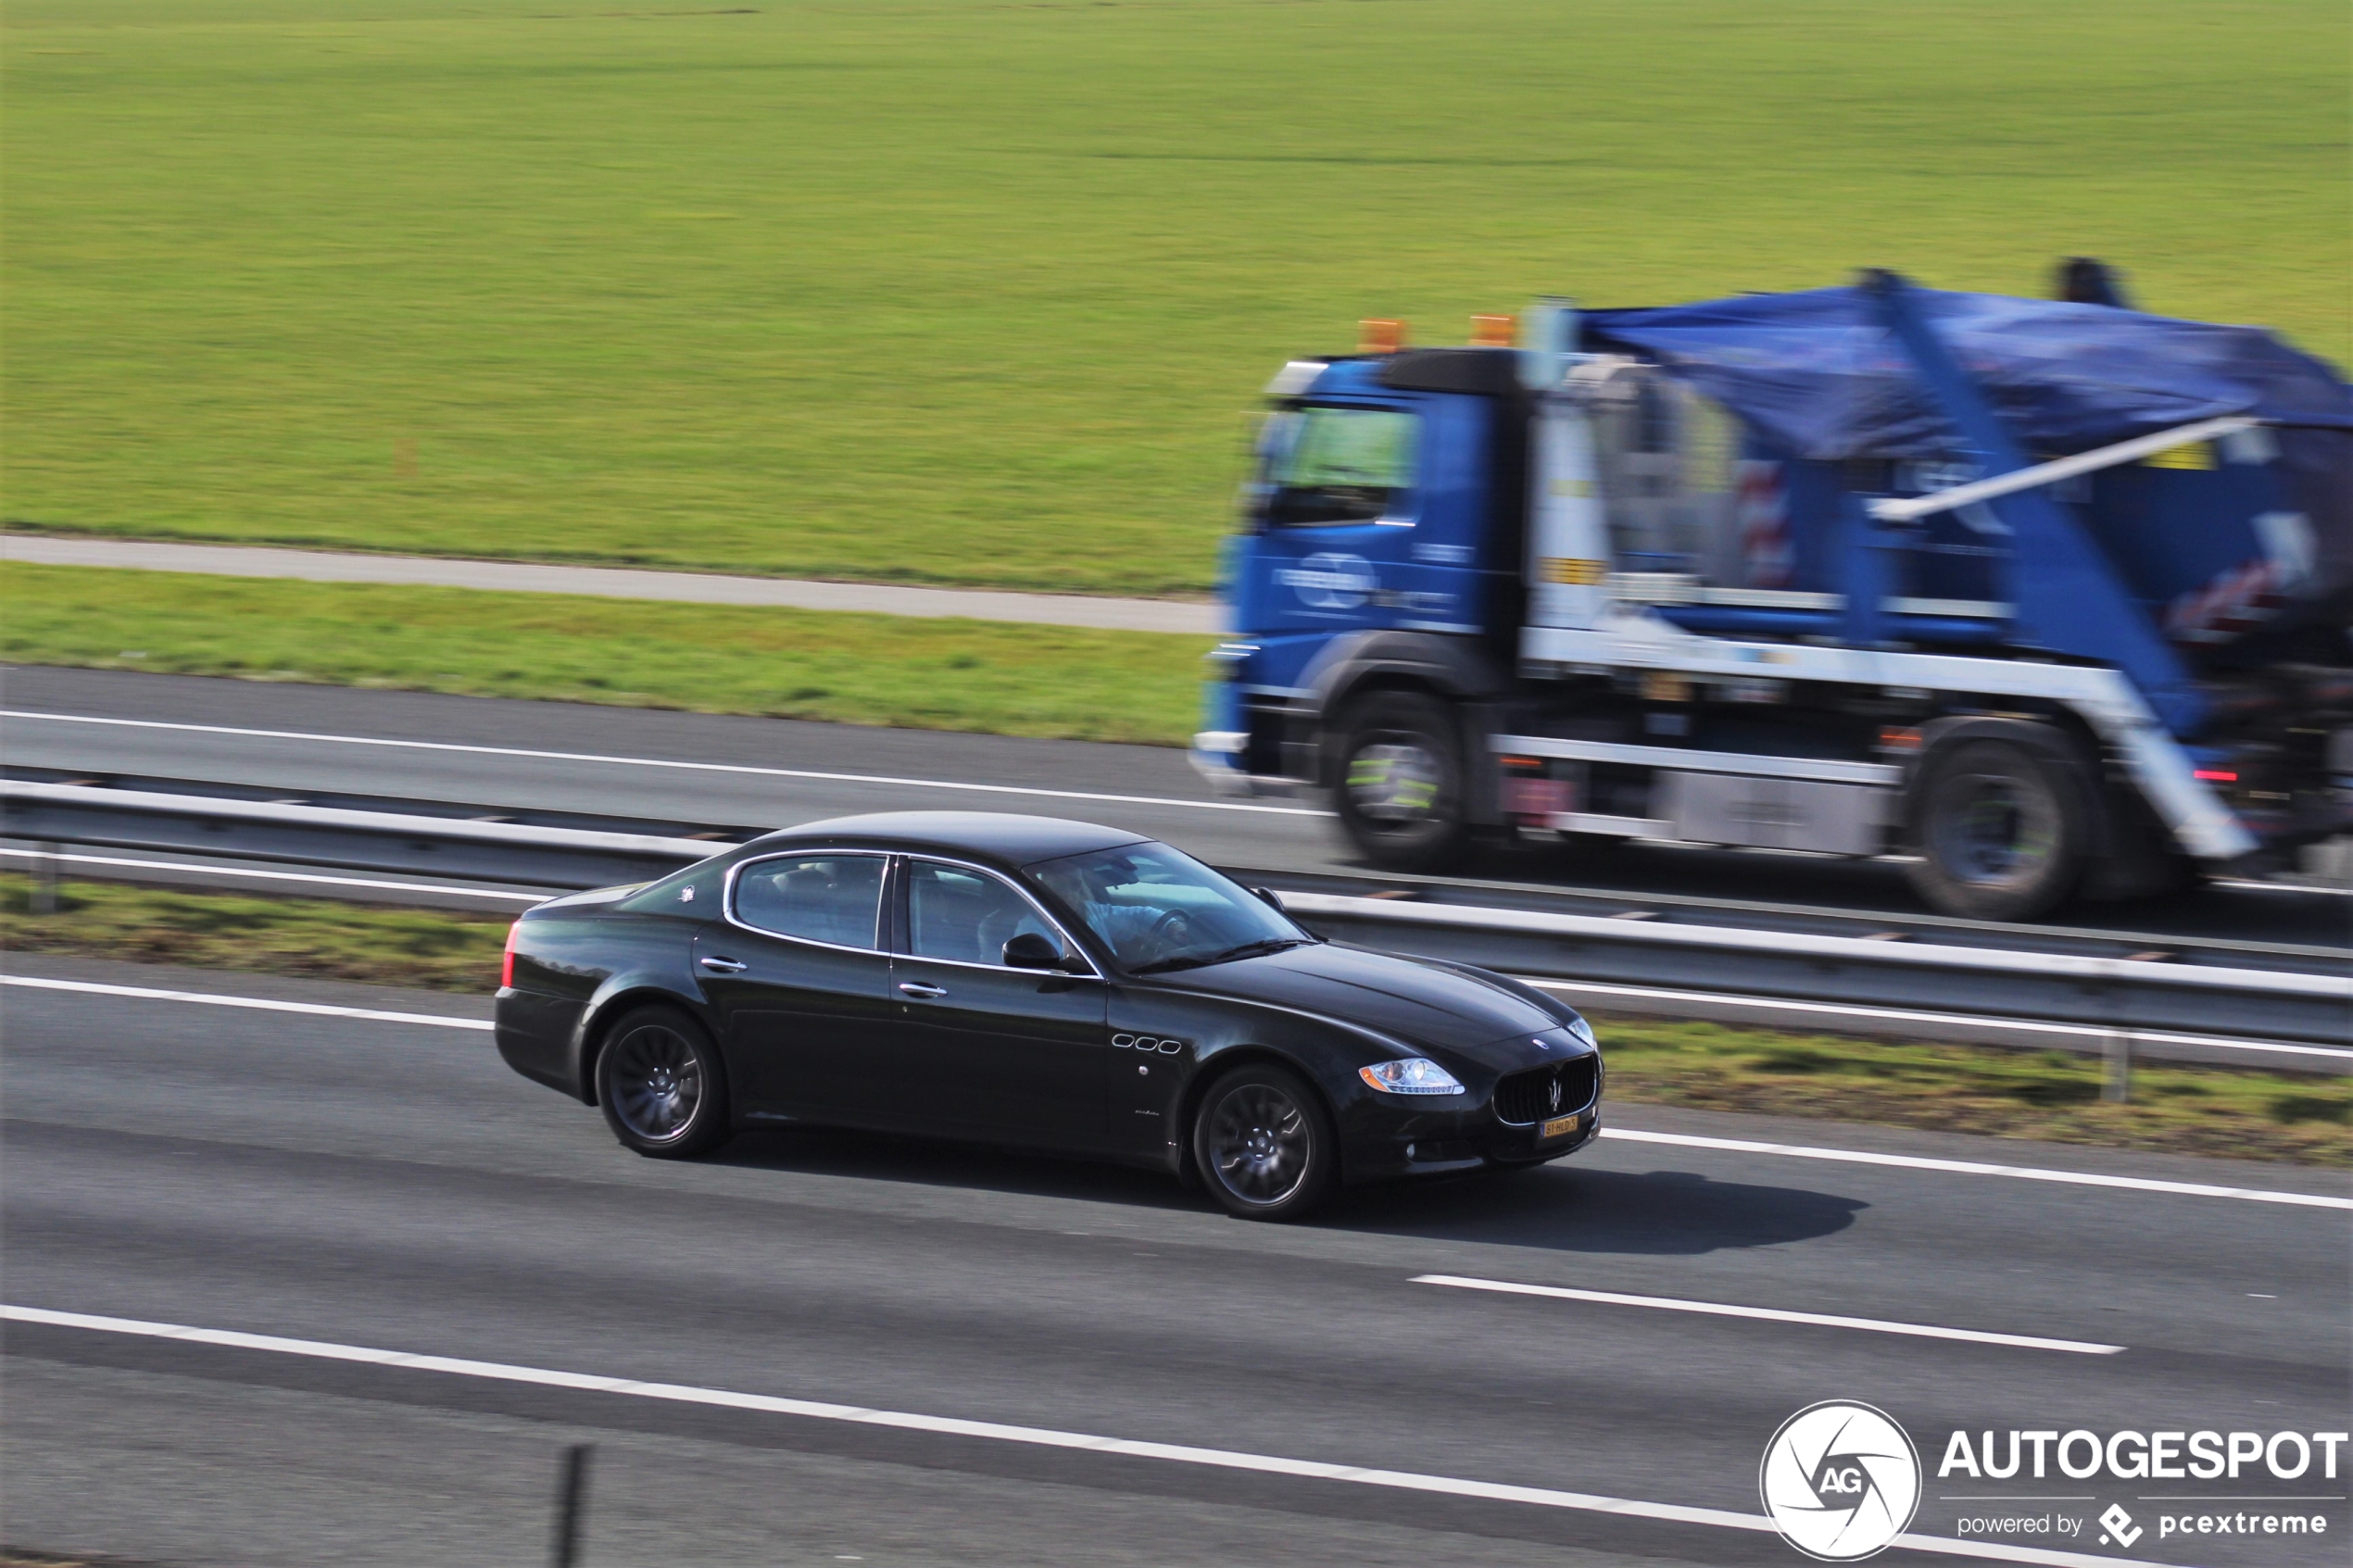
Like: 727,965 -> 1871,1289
897,982 -> 948,999
698,956 -> 749,974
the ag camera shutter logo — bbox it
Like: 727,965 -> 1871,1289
1760,1400 -> 1921,1561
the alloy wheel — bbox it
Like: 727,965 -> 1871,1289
608,1022 -> 703,1143
1206,1083 -> 1311,1205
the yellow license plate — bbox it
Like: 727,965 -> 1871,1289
1541,1113 -> 1582,1140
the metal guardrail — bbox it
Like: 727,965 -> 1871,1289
1275,894 -> 2349,1051
6,780 -> 2347,1057
0,780 -> 713,893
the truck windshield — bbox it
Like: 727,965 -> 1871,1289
1255,406 -> 1416,527
1026,841 -> 1311,973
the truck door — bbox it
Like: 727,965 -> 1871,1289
1238,395 -> 1489,639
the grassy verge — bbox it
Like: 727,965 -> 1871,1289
0,561 -> 1207,746
8,874 -> 2345,1166
1596,1015 -> 2348,1169
6,1 -> 2345,594
1,873 -> 511,994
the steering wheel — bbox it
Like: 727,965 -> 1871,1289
1141,908 -> 1198,962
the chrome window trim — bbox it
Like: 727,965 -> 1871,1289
721,848 -> 892,955
900,854 -> 1102,979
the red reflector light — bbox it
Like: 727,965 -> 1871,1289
501,922 -> 520,988
2193,770 -> 2238,783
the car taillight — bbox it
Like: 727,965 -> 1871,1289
501,922 -> 520,989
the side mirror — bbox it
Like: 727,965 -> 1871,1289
1002,932 -> 1071,971
1252,886 -> 1286,913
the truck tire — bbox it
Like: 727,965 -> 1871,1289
1332,690 -> 1469,872
1904,738 -> 2090,921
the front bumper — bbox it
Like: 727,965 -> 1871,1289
1338,1048 -> 1605,1184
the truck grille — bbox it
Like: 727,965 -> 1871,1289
1492,1058 -> 1599,1125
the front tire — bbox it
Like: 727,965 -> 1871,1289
1331,690 -> 1469,873
1191,1063 -> 1338,1221
1904,739 -> 2088,921
596,1005 -> 733,1159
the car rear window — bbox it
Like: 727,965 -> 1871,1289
732,855 -> 886,949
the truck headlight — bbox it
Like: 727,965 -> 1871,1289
1358,1059 -> 1466,1096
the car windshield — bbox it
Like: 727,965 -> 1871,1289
1026,842 -> 1312,973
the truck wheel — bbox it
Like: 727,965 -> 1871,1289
1333,691 -> 1468,872
1904,739 -> 2088,921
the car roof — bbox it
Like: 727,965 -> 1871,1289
746,811 -> 1152,868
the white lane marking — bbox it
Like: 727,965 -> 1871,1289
1413,1275 -> 2124,1355
0,710 -> 1329,817
0,847 -> 546,904
1600,1128 -> 2353,1211
1526,976 -> 2353,1063
0,975 -> 492,1031
0,1304 -> 2174,1568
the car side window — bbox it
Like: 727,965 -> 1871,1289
906,860 -> 1060,967
731,855 -> 886,949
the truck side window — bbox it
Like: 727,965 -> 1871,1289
1256,408 -> 1417,527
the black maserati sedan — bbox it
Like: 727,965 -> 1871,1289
495,811 -> 1602,1219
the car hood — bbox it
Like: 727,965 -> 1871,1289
1151,941 -> 1558,1055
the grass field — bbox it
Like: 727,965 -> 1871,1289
0,562 -> 1208,744
8,872 -> 2344,1164
6,0 -> 2346,596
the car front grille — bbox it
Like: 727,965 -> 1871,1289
1492,1057 -> 1599,1125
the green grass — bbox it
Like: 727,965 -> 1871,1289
1598,1016 -> 2351,1168
1,872 -> 515,994
0,561 -> 1209,744
6,0 -> 2345,596
7,871 -> 2344,1164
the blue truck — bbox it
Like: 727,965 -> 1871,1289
1193,267 -> 2353,920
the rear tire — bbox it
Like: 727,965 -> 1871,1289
596,1004 -> 733,1159
1904,739 -> 2089,921
1331,690 -> 1469,873
1191,1063 -> 1338,1221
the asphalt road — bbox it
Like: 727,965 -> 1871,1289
3,666 -> 2343,949
4,954 -> 2346,1567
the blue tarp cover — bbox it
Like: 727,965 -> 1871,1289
1581,286 -> 2353,461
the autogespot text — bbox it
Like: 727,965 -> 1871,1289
1937,1428 -> 2348,1482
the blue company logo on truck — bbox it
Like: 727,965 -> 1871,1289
1195,263 -> 2353,922
1276,553 -> 1378,612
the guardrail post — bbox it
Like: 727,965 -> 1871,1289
2101,983 -> 2132,1103
31,842 -> 60,915
551,1441 -> 594,1568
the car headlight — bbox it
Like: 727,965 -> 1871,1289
1358,1059 -> 1466,1096
1565,1014 -> 1596,1048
